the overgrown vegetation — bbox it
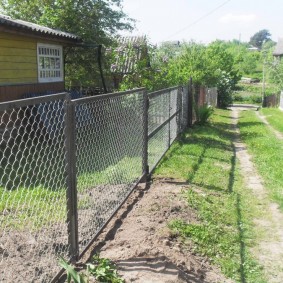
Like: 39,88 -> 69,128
154,109 -> 266,282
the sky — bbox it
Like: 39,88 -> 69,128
120,0 -> 282,45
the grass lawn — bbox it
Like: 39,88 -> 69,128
260,108 -> 283,133
238,110 -> 283,210
154,109 -> 266,283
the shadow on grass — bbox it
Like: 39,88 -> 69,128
229,143 -> 246,282
166,118 -> 248,282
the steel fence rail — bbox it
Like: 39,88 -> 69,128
0,85 -> 190,282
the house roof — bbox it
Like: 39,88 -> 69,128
111,36 -> 149,74
0,14 -> 82,44
273,38 -> 283,56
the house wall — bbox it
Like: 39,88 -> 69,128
0,32 -> 65,102
0,32 -> 38,85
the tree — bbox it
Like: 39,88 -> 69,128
249,29 -> 271,49
0,0 -> 135,88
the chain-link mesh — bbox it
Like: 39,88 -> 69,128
0,85 -> 189,282
148,86 -> 185,173
0,94 -> 70,283
73,89 -> 146,253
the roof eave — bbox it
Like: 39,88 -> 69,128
0,24 -> 82,45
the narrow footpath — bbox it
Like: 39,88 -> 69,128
230,105 -> 283,283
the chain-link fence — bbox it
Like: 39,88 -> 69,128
0,94 -> 70,283
0,85 -> 190,282
148,86 -> 188,173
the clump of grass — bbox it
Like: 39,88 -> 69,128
194,104 -> 214,125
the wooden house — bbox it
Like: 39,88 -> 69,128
0,14 -> 82,102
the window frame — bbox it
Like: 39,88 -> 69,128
37,43 -> 64,83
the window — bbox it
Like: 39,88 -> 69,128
37,43 -> 63,83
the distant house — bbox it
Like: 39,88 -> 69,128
110,36 -> 150,89
0,14 -> 82,102
273,38 -> 283,59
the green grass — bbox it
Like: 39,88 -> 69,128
233,83 -> 262,104
154,109 -> 266,283
238,110 -> 283,210
0,153 -> 142,230
260,108 -> 283,133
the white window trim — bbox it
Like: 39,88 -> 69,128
37,43 -> 64,83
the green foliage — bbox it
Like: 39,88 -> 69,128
0,0 -> 134,87
87,254 -> 124,283
117,39 -> 241,95
194,104 -> 214,125
249,29 -> 272,49
59,255 -> 124,283
217,71 -> 235,108
59,257 -> 86,283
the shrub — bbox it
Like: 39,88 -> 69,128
194,104 -> 214,125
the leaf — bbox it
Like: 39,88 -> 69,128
59,257 -> 86,283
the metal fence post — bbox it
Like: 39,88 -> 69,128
64,97 -> 79,261
168,90 -> 171,148
141,89 -> 149,182
177,86 -> 182,134
188,77 -> 193,127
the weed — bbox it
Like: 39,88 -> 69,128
194,104 -> 214,125
59,257 -> 86,283
59,254 -> 124,283
87,254 -> 124,283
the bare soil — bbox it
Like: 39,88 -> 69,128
83,180 -> 233,283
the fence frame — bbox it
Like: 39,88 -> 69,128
0,85 -> 192,283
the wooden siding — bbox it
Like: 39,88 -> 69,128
0,32 -> 38,84
0,82 -> 65,102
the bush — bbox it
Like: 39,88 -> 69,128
250,95 -> 262,104
194,104 -> 214,125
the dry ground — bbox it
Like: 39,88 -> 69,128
82,180 -> 232,283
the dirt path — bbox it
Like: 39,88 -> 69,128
84,181 -> 232,283
230,105 -> 283,283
